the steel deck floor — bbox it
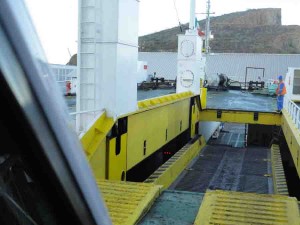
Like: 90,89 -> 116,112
209,123 -> 246,147
207,90 -> 277,112
138,190 -> 204,225
169,144 -> 273,194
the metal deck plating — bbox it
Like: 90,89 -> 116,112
194,190 -> 300,225
170,145 -> 273,194
139,190 -> 204,225
206,90 -> 277,112
97,180 -> 161,225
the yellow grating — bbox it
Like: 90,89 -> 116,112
271,145 -> 289,195
144,141 -> 193,182
194,190 -> 300,225
97,180 -> 161,225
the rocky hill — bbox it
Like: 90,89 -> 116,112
68,8 -> 300,65
139,8 -> 300,54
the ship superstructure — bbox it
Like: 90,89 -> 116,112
75,0 -> 300,224
0,0 -> 299,225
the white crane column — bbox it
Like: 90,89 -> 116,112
77,0 -> 139,131
177,0 -> 205,95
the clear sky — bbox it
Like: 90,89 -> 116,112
25,0 -> 300,65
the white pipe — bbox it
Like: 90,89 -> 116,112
189,0 -> 196,30
76,0 -> 82,133
69,108 -> 103,116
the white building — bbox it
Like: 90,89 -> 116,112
138,52 -> 300,82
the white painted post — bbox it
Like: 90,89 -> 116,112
296,104 -> 299,128
189,0 -> 196,30
293,105 -> 296,123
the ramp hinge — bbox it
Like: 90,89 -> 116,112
254,112 -> 259,121
217,110 -> 222,118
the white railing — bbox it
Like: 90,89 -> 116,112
69,109 -> 104,135
285,98 -> 300,129
49,64 -> 77,95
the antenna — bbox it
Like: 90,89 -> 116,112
172,0 -> 183,32
67,48 -> 72,57
205,0 -> 211,53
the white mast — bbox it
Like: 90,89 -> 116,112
189,0 -> 196,30
176,0 -> 205,95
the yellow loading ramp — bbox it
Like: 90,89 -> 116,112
145,135 -> 206,189
194,190 -> 300,225
271,144 -> 289,195
97,180 -> 161,225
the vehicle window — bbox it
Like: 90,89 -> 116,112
0,22 -> 62,225
0,2 -> 112,225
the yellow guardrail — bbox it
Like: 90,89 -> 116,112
137,91 -> 194,110
200,109 -> 281,125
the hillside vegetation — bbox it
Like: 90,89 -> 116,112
139,8 -> 300,54
68,8 -> 300,65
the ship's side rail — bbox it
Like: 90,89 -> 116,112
282,97 -> 300,177
285,98 -> 300,129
